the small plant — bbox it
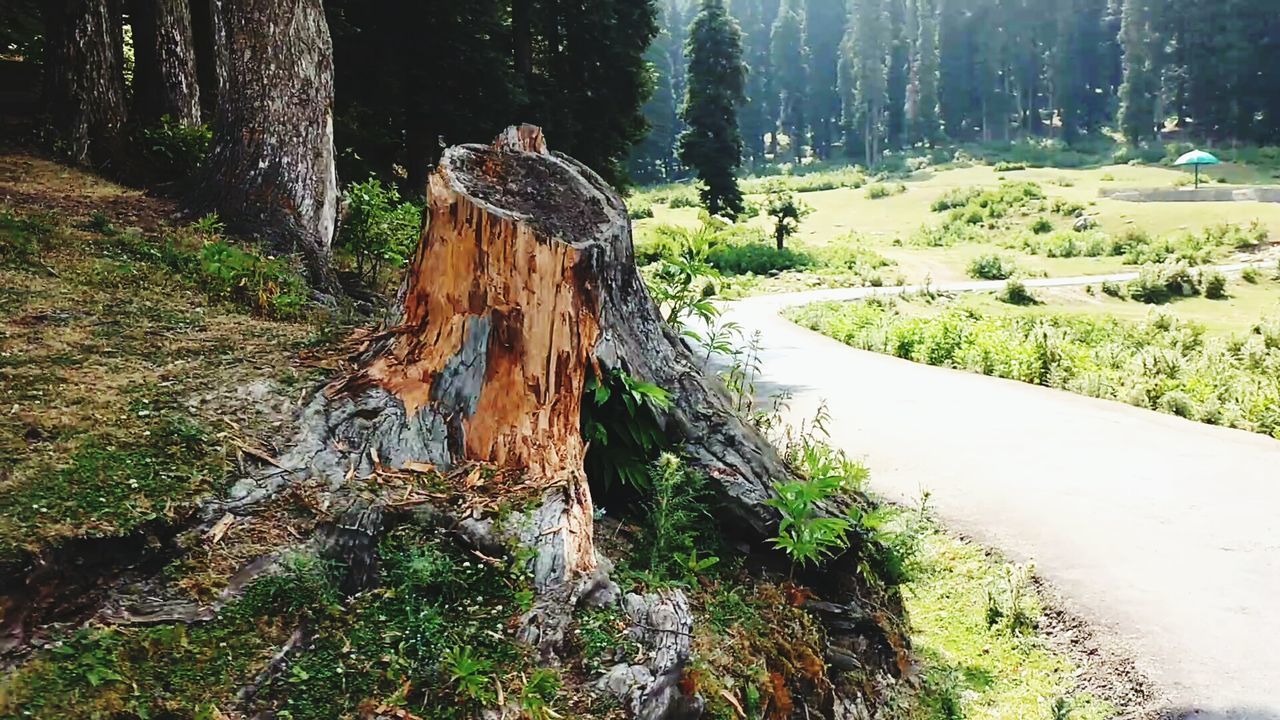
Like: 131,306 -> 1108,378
196,239 -> 309,318
1030,217 -> 1053,234
644,223 -> 722,329
1201,269 -> 1228,299
444,646 -> 495,706
998,278 -> 1037,305
968,253 -> 1017,280
1101,280 -> 1123,298
1241,266 -> 1262,284
767,475 -> 852,566
141,115 -> 212,178
519,668 -> 561,720
190,212 -> 225,240
865,182 -> 906,199
627,198 -> 655,220
0,210 -> 55,266
764,184 -> 813,249
581,369 -> 672,491
642,454 -> 716,582
85,210 -> 115,235
338,177 -> 421,289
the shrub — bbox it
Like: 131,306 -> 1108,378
338,177 -> 421,288
1030,217 -> 1053,234
968,253 -> 1017,280
1126,260 -> 1200,304
1201,270 -> 1228,299
707,242 -> 812,275
667,191 -> 700,209
992,161 -> 1027,172
865,182 -> 906,199
1242,266 -> 1262,284
763,185 -> 813,249
627,199 -> 654,220
998,279 -> 1037,305
196,239 -> 308,318
1101,280 -> 1124,297
140,116 -> 212,178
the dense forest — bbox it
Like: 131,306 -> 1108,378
630,0 -> 1280,183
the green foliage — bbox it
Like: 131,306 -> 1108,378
0,405 -> 220,558
767,474 -> 853,566
1242,266 -> 1263,284
627,197 -> 655,219
0,210 -> 55,266
639,453 -> 717,582
337,177 -> 421,288
992,161 -> 1027,172
140,116 -> 212,178
444,646 -> 496,706
865,181 -> 906,199
789,300 -> 1280,438
196,240 -> 308,318
1201,270 -> 1228,299
738,165 -> 868,194
640,223 -> 723,328
967,253 -> 1017,280
1030,217 -> 1054,234
998,279 -> 1037,306
708,239 -> 812,274
1126,260 -> 1200,304
763,184 -> 813,248
679,0 -> 747,217
582,369 -> 673,491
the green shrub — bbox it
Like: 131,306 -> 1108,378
865,182 -> 906,199
1201,270 -> 1228,299
1126,260 -> 1200,304
196,239 -> 309,318
1101,280 -> 1123,297
1030,217 -> 1053,234
968,253 -> 1017,280
627,199 -> 654,220
998,279 -> 1036,305
1242,266 -> 1262,284
667,190 -> 701,208
140,116 -> 212,178
992,161 -> 1027,172
708,242 -> 812,274
338,177 -> 421,288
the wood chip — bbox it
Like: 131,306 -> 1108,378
208,513 -> 236,544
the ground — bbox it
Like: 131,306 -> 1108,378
636,160 -> 1280,287
718,285 -> 1280,717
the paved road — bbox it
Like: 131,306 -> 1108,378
720,270 -> 1280,719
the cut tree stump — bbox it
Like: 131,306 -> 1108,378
283,125 -> 909,712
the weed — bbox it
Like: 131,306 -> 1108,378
337,177 -> 421,289
0,210 -> 56,266
445,646 -> 496,706
581,369 -> 672,491
640,454 -> 716,582
968,253 -> 1017,280
140,116 -> 212,178
998,279 -> 1037,305
865,182 -> 906,199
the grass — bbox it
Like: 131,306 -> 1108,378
639,162 -> 1280,287
904,518 -> 1114,720
787,281 -> 1280,437
0,157 -> 325,562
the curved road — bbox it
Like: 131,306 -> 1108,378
720,267 -> 1280,719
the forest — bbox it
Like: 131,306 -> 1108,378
3,0 -> 1280,718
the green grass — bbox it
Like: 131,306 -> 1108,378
787,283 -> 1280,437
905,521 -> 1114,720
640,162 -> 1280,287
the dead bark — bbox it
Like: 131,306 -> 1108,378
196,0 -> 338,290
283,125 -> 908,715
42,0 -> 128,167
128,0 -> 202,126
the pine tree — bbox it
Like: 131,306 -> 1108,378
840,0 -> 889,163
43,0 -> 128,166
906,0 -> 941,143
1118,0 -> 1158,143
628,7 -> 680,183
770,0 -> 808,161
1050,0 -> 1086,142
730,0 -> 778,164
680,0 -> 747,216
885,0 -> 909,148
805,0 -> 847,158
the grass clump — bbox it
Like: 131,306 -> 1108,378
788,299 -> 1280,437
967,253 -> 1017,280
865,182 -> 906,199
0,209 -> 56,266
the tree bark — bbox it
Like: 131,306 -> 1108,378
43,0 -> 128,167
289,126 -> 908,713
129,0 -> 202,126
197,0 -> 338,290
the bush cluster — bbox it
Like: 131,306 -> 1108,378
337,178 -> 421,288
789,300 -> 1280,437
967,253 -> 1017,280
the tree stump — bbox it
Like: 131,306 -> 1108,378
268,125 -> 906,715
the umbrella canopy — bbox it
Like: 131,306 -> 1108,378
1174,149 -> 1221,167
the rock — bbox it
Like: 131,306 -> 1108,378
1073,215 -> 1097,231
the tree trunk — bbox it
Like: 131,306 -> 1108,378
43,0 -> 128,167
189,0 -> 224,121
197,0 -> 338,290
289,125 -> 908,713
129,0 -> 202,126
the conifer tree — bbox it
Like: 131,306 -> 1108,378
680,0 -> 747,216
805,0 -> 847,158
770,0 -> 808,161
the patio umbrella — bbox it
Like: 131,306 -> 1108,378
1173,149 -> 1220,189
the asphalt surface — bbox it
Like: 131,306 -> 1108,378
720,271 -> 1280,718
